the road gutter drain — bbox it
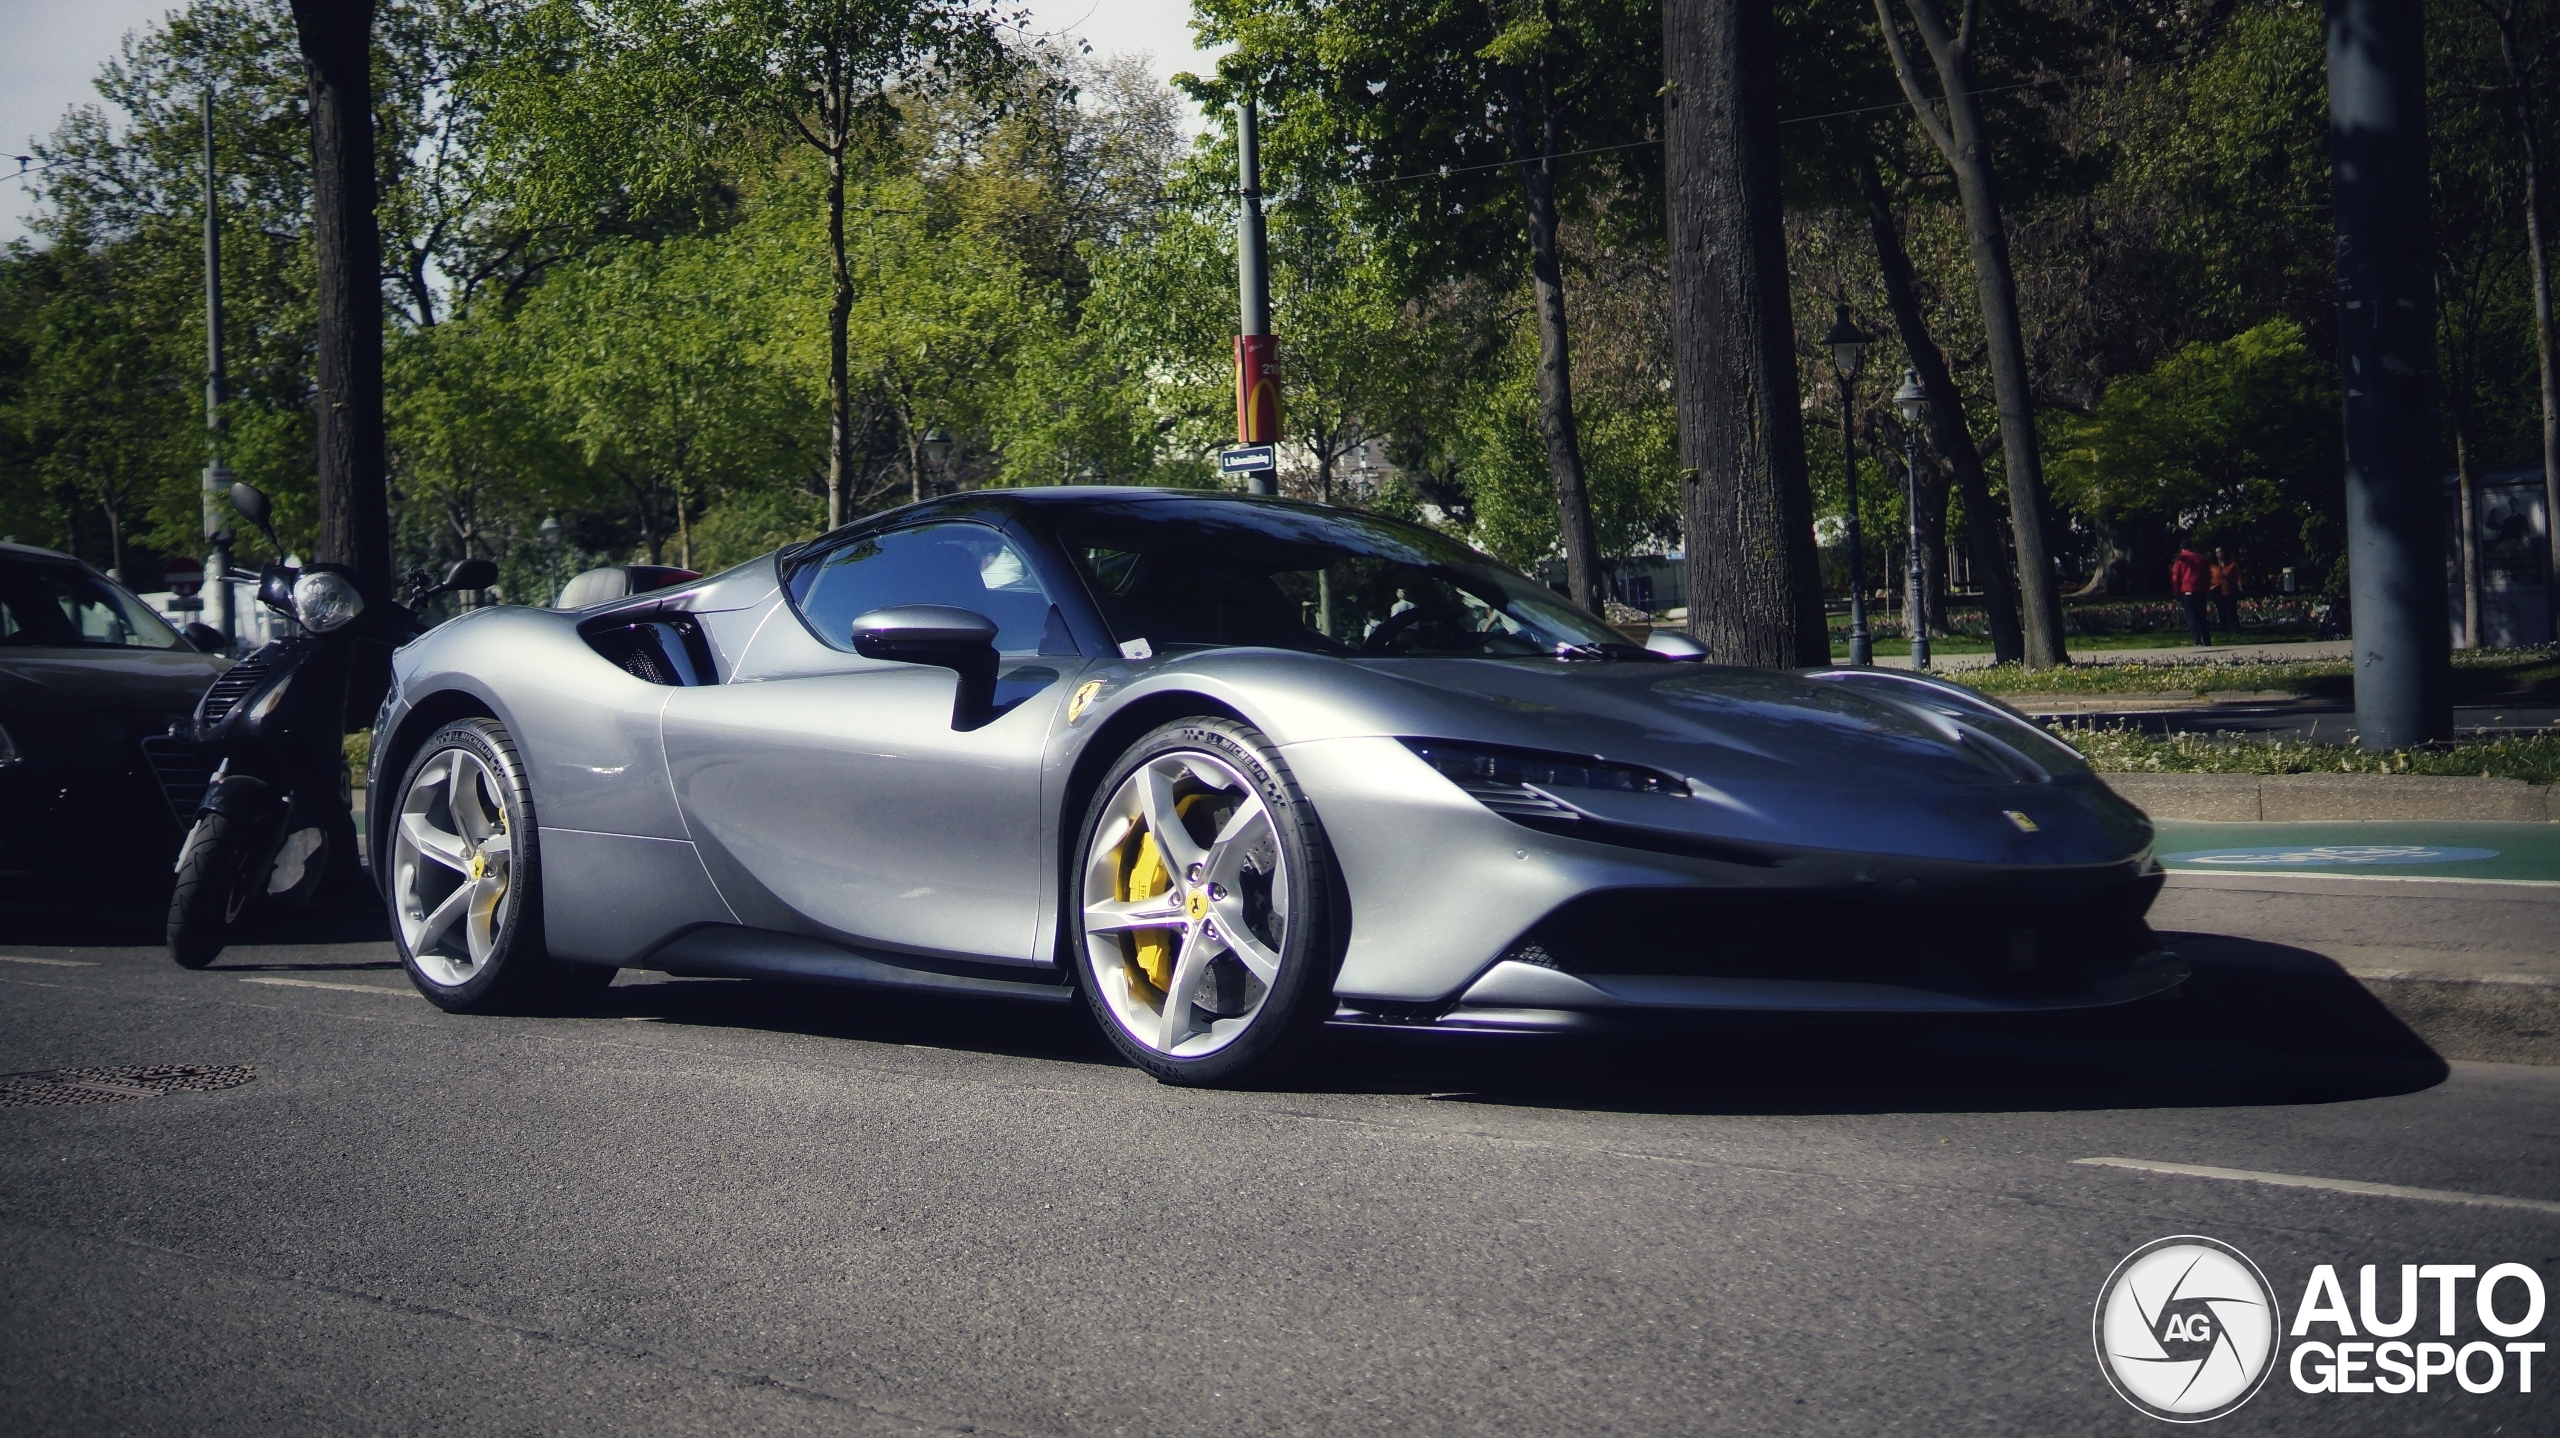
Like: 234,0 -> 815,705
0,1064 -> 256,1108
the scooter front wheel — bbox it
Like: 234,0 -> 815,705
168,811 -> 262,969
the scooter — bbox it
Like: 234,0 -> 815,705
167,481 -> 495,968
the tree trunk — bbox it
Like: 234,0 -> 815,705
291,0 -> 390,600
1872,0 -> 2068,667
1507,91 -> 1603,613
827,147 -> 855,529
1662,0 -> 1829,666
1855,150 -> 2024,660
2482,2 -> 2558,633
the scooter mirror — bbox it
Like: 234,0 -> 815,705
228,482 -> 270,529
445,558 -> 499,591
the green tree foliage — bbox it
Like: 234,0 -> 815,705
2048,318 -> 2342,580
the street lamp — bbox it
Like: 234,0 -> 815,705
920,428 -> 953,468
1892,369 -> 1931,670
539,514 -> 562,607
1819,306 -> 1872,666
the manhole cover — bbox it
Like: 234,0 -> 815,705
0,1064 -> 256,1108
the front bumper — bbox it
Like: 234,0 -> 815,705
1420,950 -> 2191,1031
1281,735 -> 2171,1014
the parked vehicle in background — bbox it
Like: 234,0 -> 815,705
0,542 -> 231,891
164,482 -> 496,968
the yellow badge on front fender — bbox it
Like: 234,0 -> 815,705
1068,679 -> 1105,724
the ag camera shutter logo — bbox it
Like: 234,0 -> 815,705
2094,1236 -> 2282,1422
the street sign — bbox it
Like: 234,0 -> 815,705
1219,444 -> 1276,475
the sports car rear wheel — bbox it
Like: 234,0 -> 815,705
1074,718 -> 1338,1086
391,718 -> 610,1013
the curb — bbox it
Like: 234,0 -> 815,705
2101,771 -> 2555,822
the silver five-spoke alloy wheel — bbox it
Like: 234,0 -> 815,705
395,746 -> 514,986
1082,748 -> 1291,1059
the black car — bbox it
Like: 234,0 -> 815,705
0,543 -> 231,887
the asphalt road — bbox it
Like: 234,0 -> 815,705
5,892 -> 2557,1436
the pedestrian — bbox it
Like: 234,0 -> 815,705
2209,547 -> 2243,634
2171,534 -> 2212,646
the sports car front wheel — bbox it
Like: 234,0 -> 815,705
1074,718 -> 1340,1087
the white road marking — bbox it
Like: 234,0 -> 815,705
239,976 -> 418,997
2076,1157 -> 2560,1216
0,955 -> 94,967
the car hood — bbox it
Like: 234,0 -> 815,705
1332,657 -> 2147,869
0,647 -> 231,716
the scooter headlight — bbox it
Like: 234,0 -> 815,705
293,571 -> 366,633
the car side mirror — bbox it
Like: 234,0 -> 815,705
446,558 -> 499,592
181,621 -> 226,654
850,605 -> 1001,730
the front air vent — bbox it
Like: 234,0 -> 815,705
196,653 -> 270,725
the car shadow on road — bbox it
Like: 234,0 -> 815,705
1320,934 -> 2450,1115
590,933 -> 2449,1115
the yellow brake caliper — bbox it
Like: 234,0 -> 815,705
1115,794 -> 1209,995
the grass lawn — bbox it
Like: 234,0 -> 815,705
1826,624 -> 2318,660
2053,724 -> 2560,784
1950,646 -> 2560,701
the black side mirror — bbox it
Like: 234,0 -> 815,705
446,558 -> 499,592
228,482 -> 280,547
181,621 -> 226,654
850,605 -> 1000,730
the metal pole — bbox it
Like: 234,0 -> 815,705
2327,0 -> 2450,746
201,86 -> 236,648
1841,367 -> 1870,666
1234,98 -> 1277,496
1905,426 -> 1929,670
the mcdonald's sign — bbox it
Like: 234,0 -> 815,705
1235,334 -> 1280,444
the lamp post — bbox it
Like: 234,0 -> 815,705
1820,307 -> 1872,666
539,515 -> 562,607
1893,369 -> 1931,670
201,86 -> 236,650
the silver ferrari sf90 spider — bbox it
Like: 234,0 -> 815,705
370,489 -> 2179,1085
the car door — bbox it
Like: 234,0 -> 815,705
659,521 -> 1077,965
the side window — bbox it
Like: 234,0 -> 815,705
788,522 -> 1059,656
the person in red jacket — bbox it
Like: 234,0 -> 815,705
2210,547 -> 2244,633
2171,535 -> 2212,646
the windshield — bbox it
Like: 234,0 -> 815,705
1053,498 -> 1638,660
0,554 -> 186,650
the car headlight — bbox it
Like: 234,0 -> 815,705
293,571 -> 366,633
1402,738 -> 1687,818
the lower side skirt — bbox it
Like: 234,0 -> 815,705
610,925 -> 1073,1004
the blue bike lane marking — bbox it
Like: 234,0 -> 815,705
2148,820 -> 2560,884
